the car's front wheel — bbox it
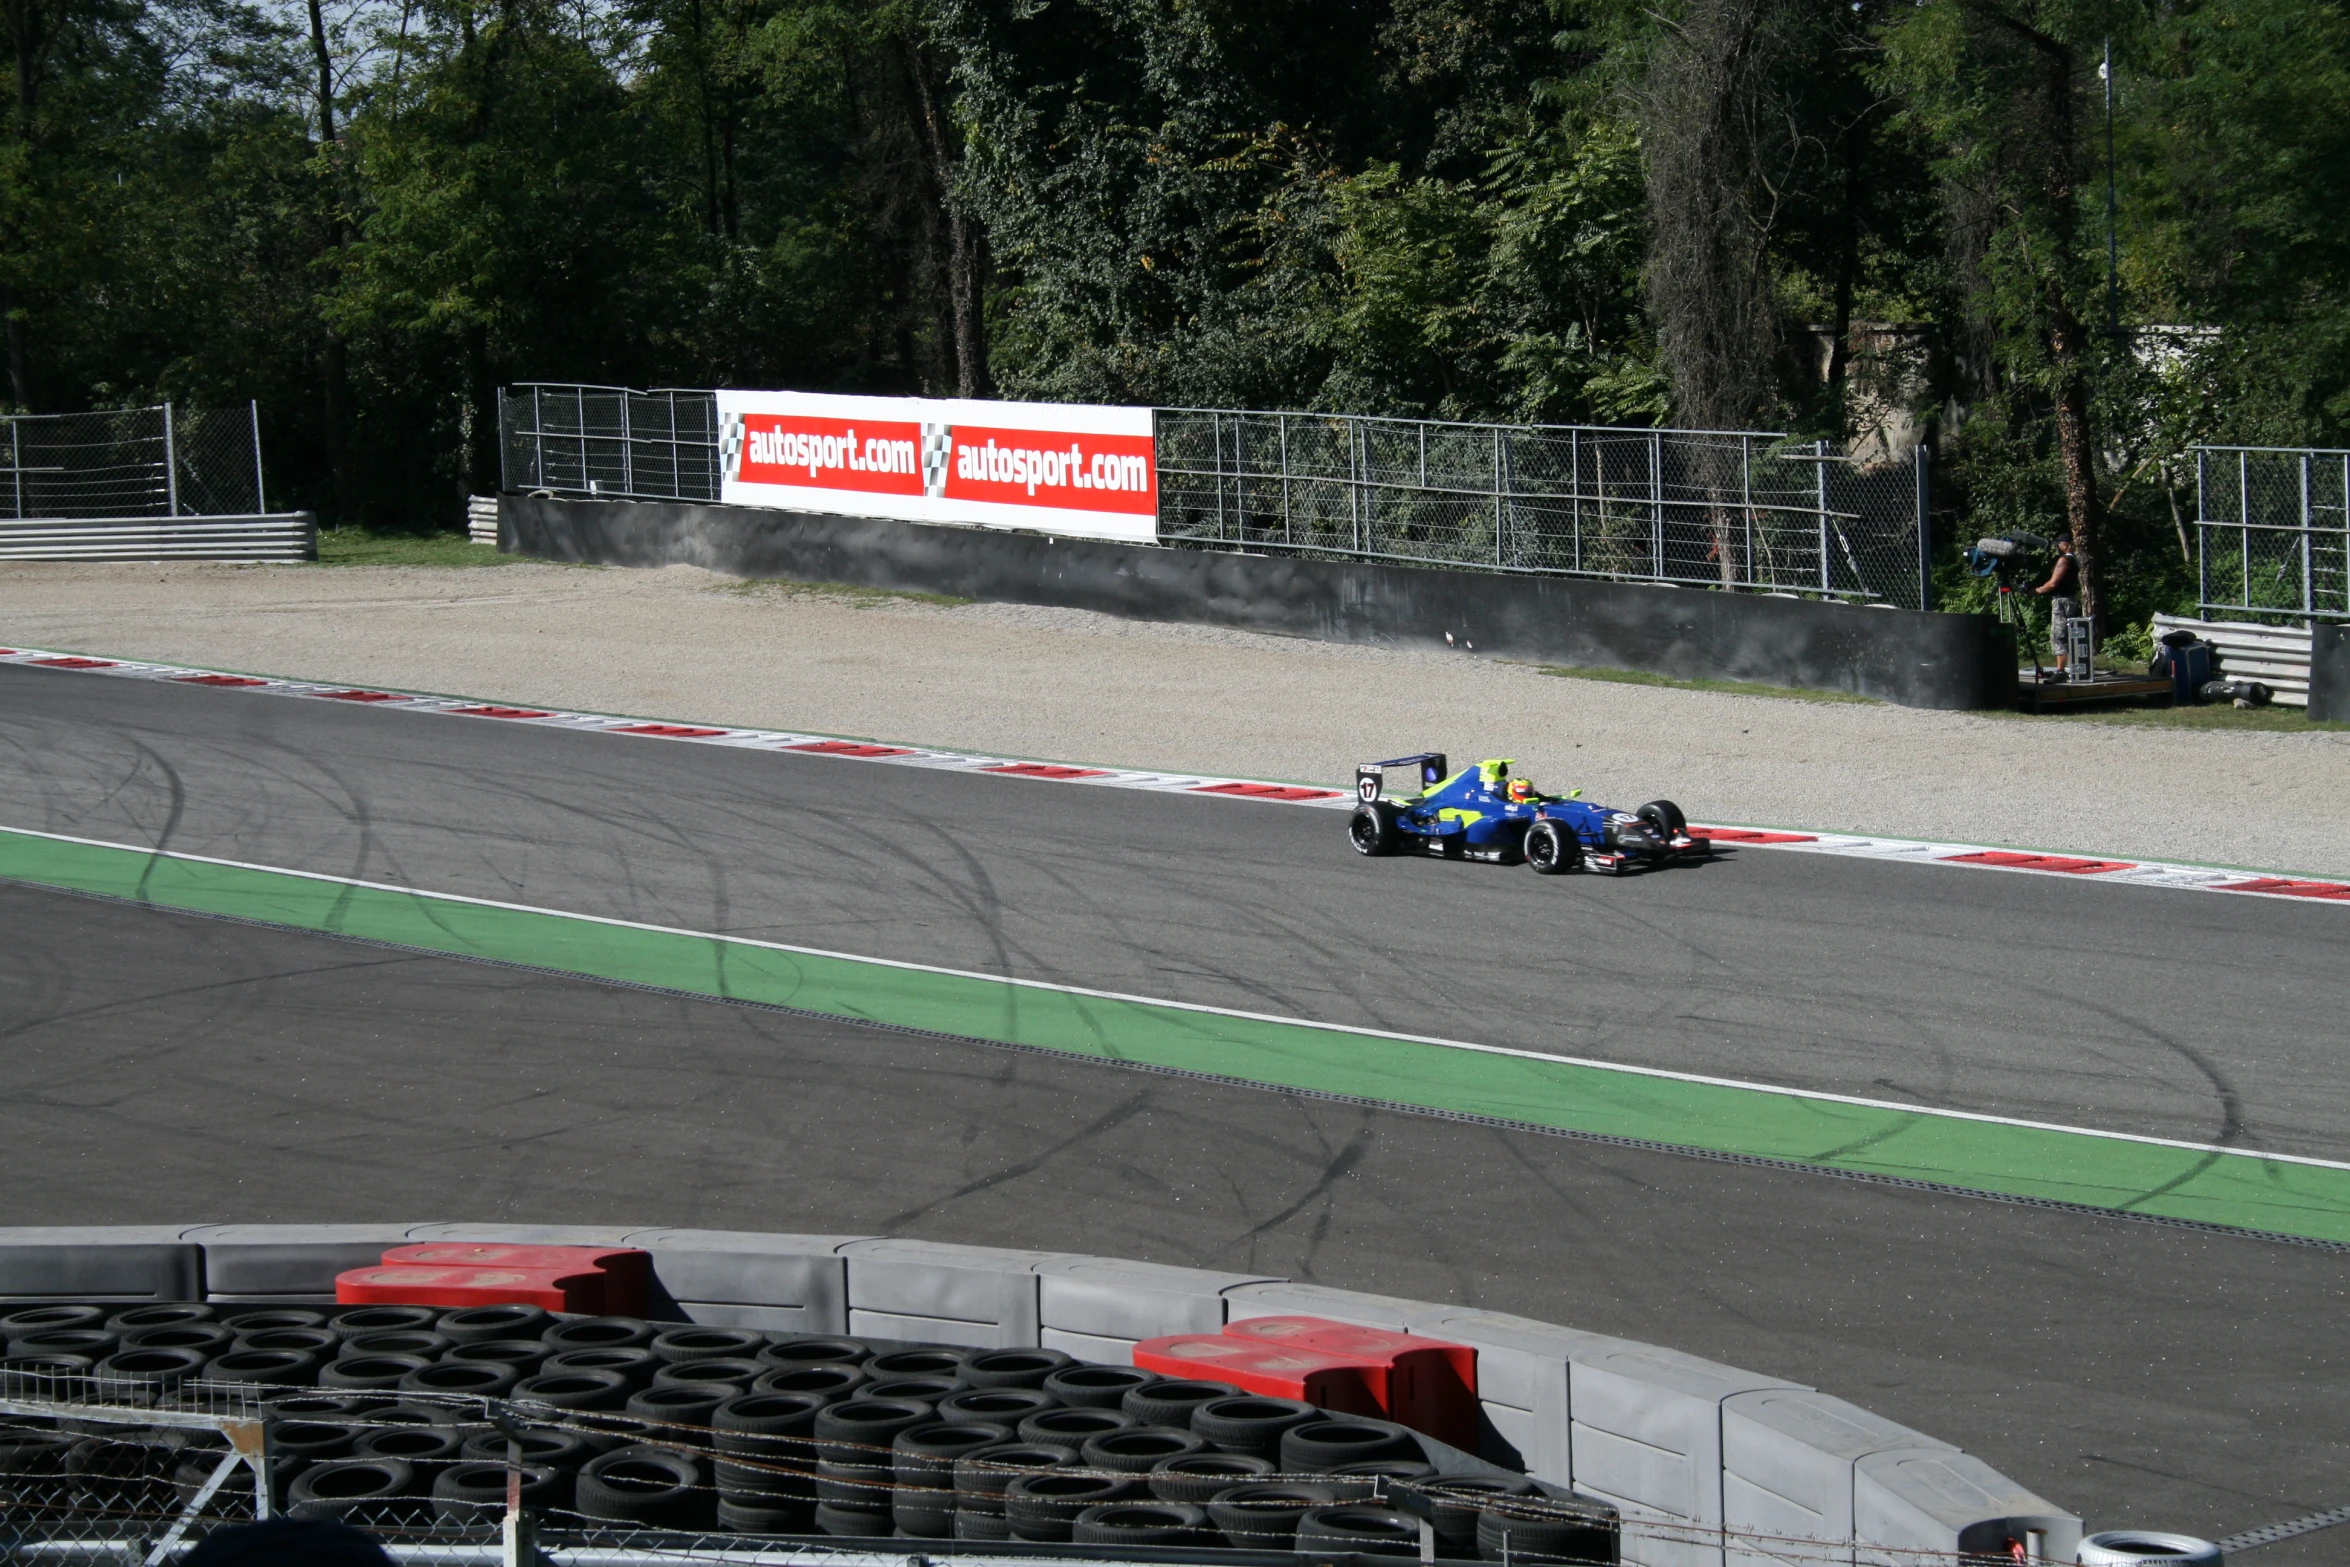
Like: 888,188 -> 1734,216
1525,818 -> 1579,875
1637,799 -> 1687,838
1349,801 -> 1401,856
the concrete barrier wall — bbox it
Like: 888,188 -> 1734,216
0,1224 -> 2079,1564
2310,623 -> 2349,723
500,495 -> 2018,711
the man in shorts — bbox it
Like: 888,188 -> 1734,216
2034,535 -> 2082,675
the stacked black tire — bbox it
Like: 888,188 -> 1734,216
0,1303 -> 1619,1562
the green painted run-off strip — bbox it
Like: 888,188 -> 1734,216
7,826 -> 2347,1245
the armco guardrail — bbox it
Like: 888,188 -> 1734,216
0,511 -> 315,562
0,1224 -> 2082,1566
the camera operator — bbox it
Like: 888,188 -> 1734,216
2032,535 -> 2082,676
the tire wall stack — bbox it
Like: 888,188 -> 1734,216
0,1225 -> 2081,1566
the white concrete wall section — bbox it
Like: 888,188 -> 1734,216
0,1226 -> 2080,1563
1721,1390 -> 1952,1567
1568,1343 -> 1810,1567
1854,1448 -> 2081,1565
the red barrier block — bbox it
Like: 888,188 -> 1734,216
1131,1335 -> 1384,1419
985,763 -> 1112,780
1690,827 -> 1819,844
1941,850 -> 2132,874
1219,1316 -> 1478,1449
337,1244 -> 650,1313
1190,782 -> 1346,801
787,740 -> 914,758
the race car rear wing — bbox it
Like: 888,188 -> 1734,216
1356,753 -> 1448,802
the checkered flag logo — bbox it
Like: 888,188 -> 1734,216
719,416 -> 746,477
922,423 -> 953,497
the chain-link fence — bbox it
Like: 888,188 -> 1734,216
1154,411 -> 1929,605
2194,445 -> 2350,622
500,385 -> 721,502
0,405 -> 267,519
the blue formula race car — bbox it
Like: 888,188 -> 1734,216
1348,753 -> 1709,875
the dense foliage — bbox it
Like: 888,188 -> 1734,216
6,0 -> 2348,622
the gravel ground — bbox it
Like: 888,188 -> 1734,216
3,559 -> 2346,876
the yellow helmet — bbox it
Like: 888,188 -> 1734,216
1507,777 -> 1538,803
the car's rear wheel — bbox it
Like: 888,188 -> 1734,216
1524,819 -> 1578,876
1349,803 -> 1400,857
1637,800 -> 1687,837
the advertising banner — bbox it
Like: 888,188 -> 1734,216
715,390 -> 1157,543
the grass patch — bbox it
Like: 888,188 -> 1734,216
1539,664 -> 1879,704
719,576 -> 973,609
313,529 -> 510,568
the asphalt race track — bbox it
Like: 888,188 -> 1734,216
1,661 -> 2346,1555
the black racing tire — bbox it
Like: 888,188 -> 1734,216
263,1392 -> 384,1420
1080,1427 -> 1207,1473
1043,1364 -> 1157,1410
459,1425 -> 595,1471
429,1460 -> 568,1524
576,1445 -> 713,1531
317,1352 -> 431,1392
267,1423 -> 363,1465
352,1425 -> 465,1466
1189,1395 -> 1318,1458
1524,818 -> 1580,875
9,1328 -> 116,1360
1016,1407 -> 1133,1451
864,1349 -> 969,1381
857,1375 -> 960,1405
952,1441 -> 1072,1516
1145,1452 -> 1276,1504
718,1496 -> 814,1535
1296,1504 -> 1423,1556
1327,1457 -> 1437,1501
893,1422 -> 1010,1537
956,1348 -> 1074,1390
815,1398 -> 936,1509
446,1338 -> 552,1374
0,1305 -> 105,1336
1073,1501 -> 1211,1546
222,1307 -> 327,1335
435,1303 -> 550,1344
1637,799 -> 1687,837
1422,1476 -> 1540,1552
94,1346 -> 208,1392
650,1326 -> 766,1364
538,1316 -> 655,1353
344,1329 -> 448,1360
512,1368 -> 631,1412
1350,801 -> 1402,856
1204,1482 -> 1341,1548
239,1327 -> 342,1357
328,1305 -> 440,1339
653,1357 -> 767,1392
1476,1504 -> 1621,1565
544,1346 -> 660,1388
287,1458 -> 416,1521
955,1507 -> 1015,1540
755,1336 -> 870,1371
753,1363 -> 867,1401
813,1499 -> 891,1536
109,1303 -> 214,1331
204,1348 -> 319,1388
626,1382 -> 734,1442
713,1390 -> 826,1485
569,1414 -> 668,1454
1003,1470 -> 1144,1542
1120,1379 -> 1240,1429
397,1360 -> 519,1404
121,1323 -> 235,1357
935,1388 -> 1057,1426
1277,1419 -> 1421,1472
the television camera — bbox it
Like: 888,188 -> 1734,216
1963,529 -> 2054,625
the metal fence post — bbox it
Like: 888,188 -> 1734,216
2196,446 -> 2209,613
1279,414 -> 1291,548
162,402 -> 180,517
9,417 -> 20,520
2239,449 -> 2250,610
1815,440 -> 1830,592
1742,435 -> 1755,587
622,392 -> 637,498
1570,428 -> 1582,574
1915,444 -> 1932,611
250,400 -> 267,514
2302,450 -> 2314,618
1350,418 -> 1363,557
1494,427 -> 1506,566
1649,430 -> 1663,579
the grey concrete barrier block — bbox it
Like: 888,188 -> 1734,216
403,1224 -> 646,1245
836,1238 -> 1080,1346
1040,1326 -> 1140,1364
1853,1448 -> 2080,1566
1038,1257 -> 1280,1341
1407,1308 -> 1618,1481
1221,1280 -> 1448,1330
622,1230 -> 870,1332
0,1227 -> 204,1301
1569,1342 -> 1810,1567
2311,622 -> 2350,723
1721,1389 -> 1952,1567
181,1224 -> 421,1300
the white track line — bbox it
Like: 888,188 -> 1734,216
6,818 -> 2345,1174
4,644 -> 2345,907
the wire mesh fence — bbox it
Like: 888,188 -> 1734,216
2194,445 -> 2350,622
497,386 -> 1929,607
1153,410 -> 1929,605
0,405 -> 266,520
501,386 -> 722,502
